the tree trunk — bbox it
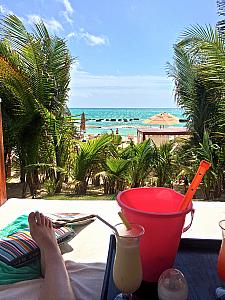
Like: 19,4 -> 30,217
22,182 -> 28,198
19,154 -> 26,183
26,169 -> 40,198
75,180 -> 88,195
104,179 -> 109,194
55,171 -> 63,193
93,175 -> 101,187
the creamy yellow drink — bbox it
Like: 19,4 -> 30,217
113,224 -> 144,294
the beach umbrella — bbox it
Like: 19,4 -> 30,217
80,112 -> 86,132
144,112 -> 179,126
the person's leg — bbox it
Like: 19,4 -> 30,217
28,212 -> 76,300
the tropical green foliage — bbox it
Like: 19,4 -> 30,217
167,20 -> 225,199
153,141 -> 176,187
122,139 -> 156,188
167,26 -> 224,144
101,158 -> 130,194
73,135 -> 112,194
0,15 -> 74,197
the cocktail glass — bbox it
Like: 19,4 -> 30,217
113,223 -> 144,300
216,220 -> 225,299
218,220 -> 225,281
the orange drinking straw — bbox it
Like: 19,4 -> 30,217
178,160 -> 211,211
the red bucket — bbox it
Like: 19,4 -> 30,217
117,187 -> 194,282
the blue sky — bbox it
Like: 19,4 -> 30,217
0,0 -> 218,108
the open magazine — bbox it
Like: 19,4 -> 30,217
46,213 -> 96,227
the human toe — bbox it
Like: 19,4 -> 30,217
28,212 -> 36,225
46,217 -> 53,228
40,213 -> 46,225
35,212 -> 41,225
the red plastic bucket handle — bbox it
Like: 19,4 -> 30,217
182,208 -> 195,233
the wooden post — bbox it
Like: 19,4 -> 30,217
0,99 -> 7,205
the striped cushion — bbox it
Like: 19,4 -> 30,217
0,227 -> 75,267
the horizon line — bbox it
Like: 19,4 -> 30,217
68,107 -> 180,109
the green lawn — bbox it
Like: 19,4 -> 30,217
43,194 -> 116,200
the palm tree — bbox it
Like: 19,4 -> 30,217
73,135 -> 112,194
168,24 -> 225,199
167,30 -> 224,145
43,114 -> 78,193
153,141 -> 176,187
0,15 -> 74,196
100,158 -> 130,194
194,130 -> 225,199
122,139 -> 156,188
217,0 -> 225,33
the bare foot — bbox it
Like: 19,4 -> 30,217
28,212 -> 59,251
29,212 -> 76,300
28,212 -> 60,276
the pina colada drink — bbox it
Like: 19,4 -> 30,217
217,220 -> 225,282
218,240 -> 225,281
113,238 -> 142,293
113,224 -> 144,295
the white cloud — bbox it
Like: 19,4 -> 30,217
58,0 -> 74,25
67,32 -> 76,39
67,29 -> 109,46
62,0 -> 73,15
71,61 -> 83,72
27,14 -> 63,32
45,18 -> 63,32
27,14 -> 41,24
71,71 -> 170,88
0,4 -> 13,15
69,70 -> 174,108
62,11 -> 73,25
76,30 -> 109,46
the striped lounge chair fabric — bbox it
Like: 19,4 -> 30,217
0,227 -> 75,267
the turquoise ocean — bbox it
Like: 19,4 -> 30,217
69,108 -> 185,137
